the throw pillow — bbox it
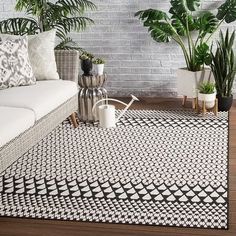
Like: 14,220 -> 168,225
0,30 -> 59,81
0,37 -> 36,89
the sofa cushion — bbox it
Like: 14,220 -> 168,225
0,37 -> 36,89
0,106 -> 35,147
0,30 -> 59,81
0,80 -> 78,120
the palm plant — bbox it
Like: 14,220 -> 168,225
0,0 -> 96,50
135,0 -> 236,72
210,29 -> 236,97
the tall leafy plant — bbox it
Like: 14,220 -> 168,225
135,0 -> 236,72
0,0 -> 96,50
210,29 -> 236,97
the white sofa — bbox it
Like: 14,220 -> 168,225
0,50 -> 79,173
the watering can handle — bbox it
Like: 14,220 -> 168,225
92,98 -> 128,117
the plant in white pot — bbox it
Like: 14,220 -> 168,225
135,0 -> 236,106
198,82 -> 216,109
210,29 -> 236,111
93,58 -> 105,75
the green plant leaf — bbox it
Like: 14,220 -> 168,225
135,9 -> 174,42
149,22 -> 174,42
195,43 -> 212,66
170,0 -> 201,14
196,12 -> 219,38
0,17 -> 40,35
171,12 -> 196,36
198,82 -> 215,94
55,37 -> 84,51
216,0 -> 236,23
210,30 -> 236,96
135,9 -> 169,22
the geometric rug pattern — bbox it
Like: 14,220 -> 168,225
0,110 -> 229,229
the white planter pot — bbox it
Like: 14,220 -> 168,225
176,68 -> 214,98
198,92 -> 216,109
95,64 -> 104,75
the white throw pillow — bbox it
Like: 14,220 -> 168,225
0,37 -> 36,89
0,30 -> 59,81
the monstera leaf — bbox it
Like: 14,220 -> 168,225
217,0 -> 236,23
196,12 -> 219,38
170,0 -> 201,14
135,9 -> 169,23
135,9 -> 174,42
171,11 -> 196,36
149,22 -> 174,42
195,43 -> 212,66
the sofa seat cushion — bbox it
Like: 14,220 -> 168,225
0,106 -> 35,147
0,80 -> 78,120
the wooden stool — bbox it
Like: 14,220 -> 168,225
196,98 -> 218,116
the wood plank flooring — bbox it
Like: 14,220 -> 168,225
0,97 -> 235,236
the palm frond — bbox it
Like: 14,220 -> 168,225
0,17 -> 40,35
55,37 -> 84,51
56,0 -> 96,15
55,16 -> 93,39
15,0 -> 48,16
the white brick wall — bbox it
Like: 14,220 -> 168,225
0,0 -> 235,96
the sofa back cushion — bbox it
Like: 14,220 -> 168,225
0,37 -> 36,89
0,30 -> 59,81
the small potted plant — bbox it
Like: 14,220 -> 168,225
79,52 -> 94,76
93,58 -> 105,75
210,29 -> 236,111
198,82 -> 216,109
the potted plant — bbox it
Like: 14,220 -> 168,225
198,82 -> 216,109
93,58 -> 105,75
135,0 -> 236,104
210,29 -> 236,111
0,0 -> 96,50
80,52 -> 94,76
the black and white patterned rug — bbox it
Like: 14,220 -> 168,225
0,110 -> 229,229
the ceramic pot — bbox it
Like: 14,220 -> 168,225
217,94 -> 233,111
81,59 -> 93,76
95,64 -> 104,75
176,68 -> 214,98
198,92 -> 216,109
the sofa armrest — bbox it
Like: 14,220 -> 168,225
55,50 -> 80,84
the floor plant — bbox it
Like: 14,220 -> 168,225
210,29 -> 236,111
0,0 -> 96,50
135,0 -> 236,72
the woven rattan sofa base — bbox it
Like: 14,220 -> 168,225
0,95 -> 78,173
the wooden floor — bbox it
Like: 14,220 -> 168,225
0,97 -> 235,236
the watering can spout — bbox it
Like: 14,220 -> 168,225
116,94 -> 139,122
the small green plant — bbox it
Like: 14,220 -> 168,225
210,29 -> 236,97
79,52 -> 94,60
199,82 -> 215,94
93,58 -> 105,64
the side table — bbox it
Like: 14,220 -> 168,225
78,74 -> 107,122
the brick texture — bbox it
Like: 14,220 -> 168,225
0,0 -> 235,97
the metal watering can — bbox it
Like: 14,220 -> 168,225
92,95 -> 139,128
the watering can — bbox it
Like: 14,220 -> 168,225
92,95 -> 139,128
